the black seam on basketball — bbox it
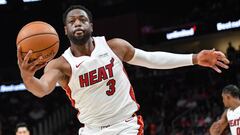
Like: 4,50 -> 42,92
17,33 -> 58,45
21,41 -> 59,53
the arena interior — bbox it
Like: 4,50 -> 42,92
0,0 -> 240,134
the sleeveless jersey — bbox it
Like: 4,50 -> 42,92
62,36 -> 139,127
227,106 -> 240,135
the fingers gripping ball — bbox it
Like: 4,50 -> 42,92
16,21 -> 59,64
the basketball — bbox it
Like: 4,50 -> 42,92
16,21 -> 59,64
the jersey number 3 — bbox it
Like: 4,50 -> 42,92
106,79 -> 116,96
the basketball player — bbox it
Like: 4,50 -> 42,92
209,84 -> 240,135
15,122 -> 30,135
17,5 -> 230,135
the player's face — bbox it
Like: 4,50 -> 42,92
16,127 -> 30,135
65,9 -> 93,45
222,93 -> 231,108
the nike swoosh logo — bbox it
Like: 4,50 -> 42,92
125,117 -> 133,122
76,61 -> 84,68
98,53 -> 108,57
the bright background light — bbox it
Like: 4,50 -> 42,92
23,0 -> 41,2
0,0 -> 7,5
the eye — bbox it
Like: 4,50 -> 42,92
68,20 -> 74,23
80,17 -> 88,23
67,18 -> 75,24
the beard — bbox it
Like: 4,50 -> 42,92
67,31 -> 91,45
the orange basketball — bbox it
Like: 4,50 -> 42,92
16,21 -> 59,64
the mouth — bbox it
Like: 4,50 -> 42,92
75,30 -> 83,35
74,28 -> 84,34
74,29 -> 84,36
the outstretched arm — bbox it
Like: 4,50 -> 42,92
128,48 -> 229,73
17,46 -> 62,97
209,110 -> 228,135
127,48 -> 195,69
108,38 -> 229,73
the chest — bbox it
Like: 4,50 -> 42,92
227,110 -> 240,127
77,56 -> 118,87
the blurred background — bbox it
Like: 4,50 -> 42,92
0,0 -> 240,134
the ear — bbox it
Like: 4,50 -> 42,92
64,26 -> 67,35
227,95 -> 231,99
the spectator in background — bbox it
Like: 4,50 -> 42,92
15,122 -> 30,135
145,123 -> 157,135
226,41 -> 236,63
235,45 -> 240,65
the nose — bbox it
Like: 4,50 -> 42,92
74,19 -> 81,27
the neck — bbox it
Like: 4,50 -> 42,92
70,37 -> 95,57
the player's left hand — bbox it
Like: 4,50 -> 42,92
195,48 -> 230,73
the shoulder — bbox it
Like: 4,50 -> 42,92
107,38 -> 131,47
106,38 -> 135,62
